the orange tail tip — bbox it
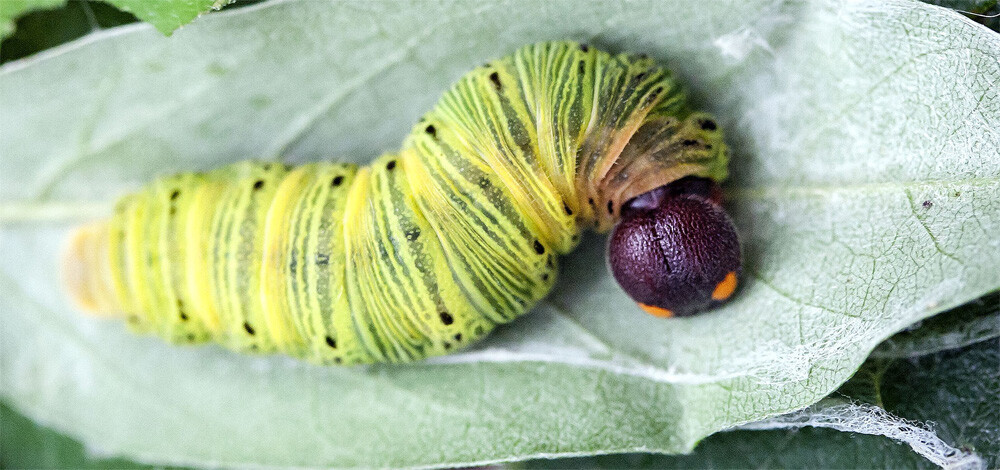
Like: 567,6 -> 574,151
61,222 -> 124,317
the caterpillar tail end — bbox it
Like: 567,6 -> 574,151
61,222 -> 125,317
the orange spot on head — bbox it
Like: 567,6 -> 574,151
712,271 -> 739,301
639,303 -> 674,318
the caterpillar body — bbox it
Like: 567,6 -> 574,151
63,41 -> 732,365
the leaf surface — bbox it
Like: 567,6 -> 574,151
1,0 -> 998,467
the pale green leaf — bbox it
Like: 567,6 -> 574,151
1,0 -> 998,467
7,298 -> 995,468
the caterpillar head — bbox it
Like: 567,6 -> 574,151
608,176 -> 742,318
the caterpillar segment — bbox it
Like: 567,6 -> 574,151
62,41 -> 729,364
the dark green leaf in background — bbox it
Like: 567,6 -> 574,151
0,1 -> 137,64
104,0 -> 234,35
923,0 -> 1000,31
0,0 -> 65,40
0,0 -> 235,46
841,338 -> 1000,467
0,402 -> 158,469
872,291 -> 999,359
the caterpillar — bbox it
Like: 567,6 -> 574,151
62,41 -> 741,365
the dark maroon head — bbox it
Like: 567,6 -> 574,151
608,176 -> 741,317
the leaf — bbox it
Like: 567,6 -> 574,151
922,0 -> 997,13
0,0 -> 998,467
920,0 -> 1000,32
838,338 -> 1000,467
0,399 -> 931,469
0,0 -> 230,42
7,302 -> 1000,469
871,291 -> 1000,359
8,298 -> 995,468
103,0 -> 233,35
523,297 -> 1000,468
0,0 -> 65,40
0,401 -> 159,469
0,1 -> 138,64
523,426 -> 930,469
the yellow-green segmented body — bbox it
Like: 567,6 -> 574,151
63,41 -> 729,365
